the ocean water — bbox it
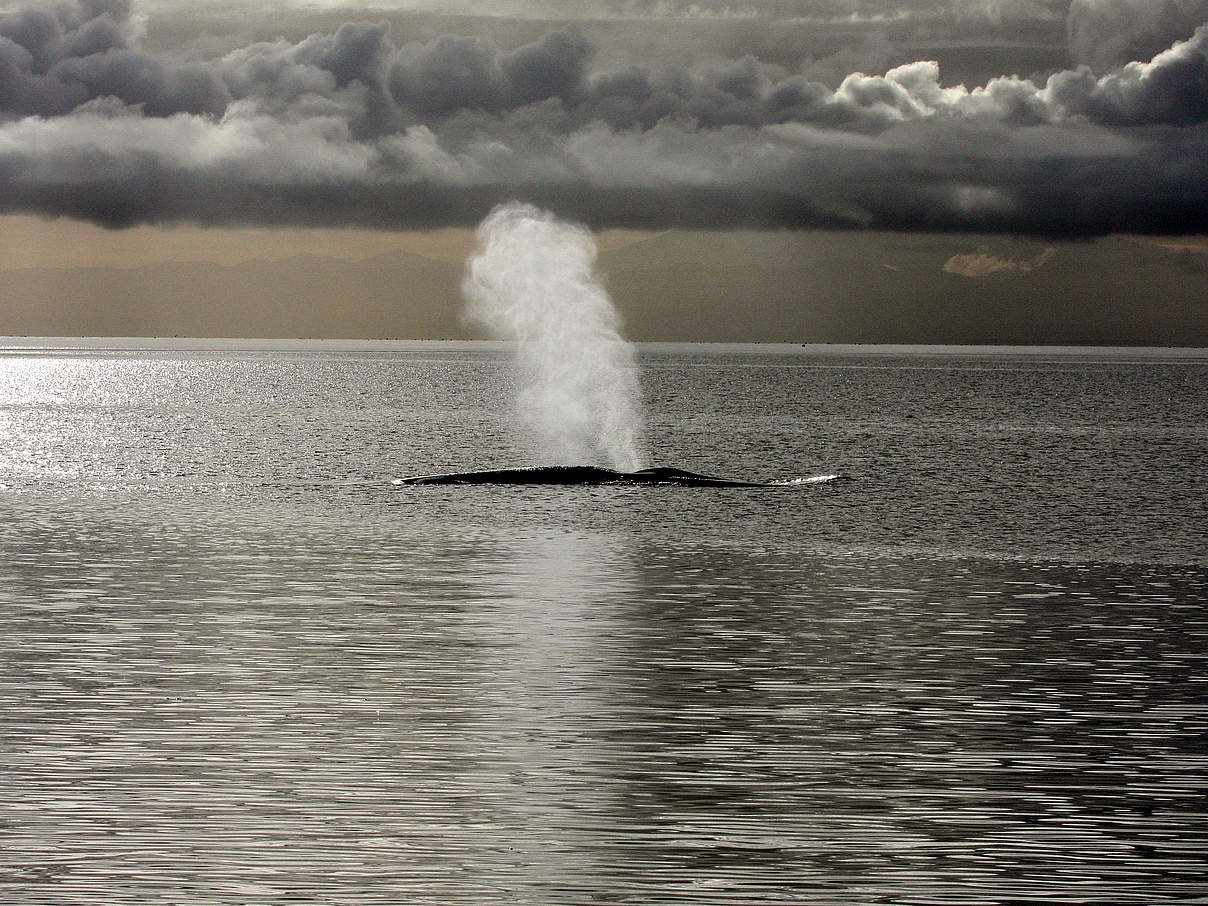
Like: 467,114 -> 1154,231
0,340 -> 1205,905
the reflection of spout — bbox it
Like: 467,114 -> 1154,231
394,466 -> 851,487
458,530 -> 635,893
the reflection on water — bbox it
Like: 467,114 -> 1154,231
0,344 -> 1206,904
0,500 -> 1204,905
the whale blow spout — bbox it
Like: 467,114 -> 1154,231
393,465 -> 852,487
462,203 -> 645,471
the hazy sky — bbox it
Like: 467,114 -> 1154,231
0,0 -> 1206,340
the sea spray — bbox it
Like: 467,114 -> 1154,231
462,203 -> 646,471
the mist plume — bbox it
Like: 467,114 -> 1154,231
462,203 -> 645,472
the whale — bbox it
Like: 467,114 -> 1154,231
392,466 -> 849,487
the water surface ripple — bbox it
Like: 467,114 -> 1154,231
0,343 -> 1204,904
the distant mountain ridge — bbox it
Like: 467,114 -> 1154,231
1,233 -> 1204,345
0,249 -> 464,339
597,231 -> 1208,345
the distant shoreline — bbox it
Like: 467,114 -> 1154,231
2,337 -> 1207,359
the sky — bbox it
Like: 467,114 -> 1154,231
0,0 -> 1206,341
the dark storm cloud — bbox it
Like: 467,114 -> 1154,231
1047,24 -> 1208,125
387,27 -> 592,118
0,0 -> 1206,235
1068,0 -> 1208,71
0,0 -> 228,115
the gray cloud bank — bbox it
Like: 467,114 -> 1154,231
1,0 -> 1206,234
